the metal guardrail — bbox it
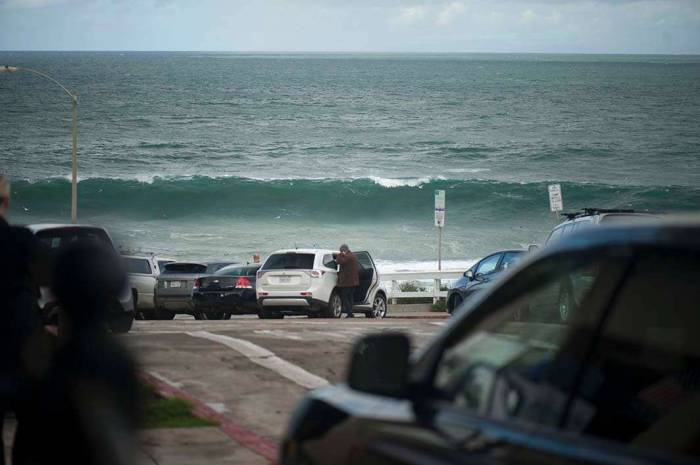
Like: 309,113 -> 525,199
381,270 -> 464,303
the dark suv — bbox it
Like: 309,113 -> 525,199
446,249 -> 524,314
281,221 -> 700,465
546,208 -> 659,245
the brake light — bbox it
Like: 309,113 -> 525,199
193,278 -> 201,289
307,270 -> 324,278
257,270 -> 266,279
235,277 -> 253,289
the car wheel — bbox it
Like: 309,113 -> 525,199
366,293 -> 387,318
325,292 -> 343,318
132,290 -> 144,320
154,309 -> 175,320
258,308 -> 283,319
108,312 -> 134,334
449,295 -> 463,315
223,312 -> 232,320
558,285 -> 574,322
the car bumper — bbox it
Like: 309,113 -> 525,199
257,296 -> 327,313
193,290 -> 258,313
155,296 -> 194,311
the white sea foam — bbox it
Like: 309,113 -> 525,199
368,175 -> 445,188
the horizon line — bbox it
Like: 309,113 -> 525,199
1,50 -> 700,56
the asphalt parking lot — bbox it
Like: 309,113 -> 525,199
125,315 -> 447,464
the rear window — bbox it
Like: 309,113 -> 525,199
215,265 -> 260,277
162,263 -> 207,274
206,262 -> 235,273
263,253 -> 315,270
157,260 -> 174,271
35,227 -> 112,251
124,257 -> 152,274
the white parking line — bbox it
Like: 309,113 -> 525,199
253,329 -> 304,340
186,330 -> 329,390
149,370 -> 184,388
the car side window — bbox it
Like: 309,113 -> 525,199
433,252 -> 629,428
355,252 -> 373,270
475,254 -> 501,275
322,254 -> 336,269
569,250 -> 700,461
500,252 -> 522,270
125,257 -> 152,274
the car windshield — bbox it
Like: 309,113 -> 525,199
162,263 -> 206,274
263,253 -> 315,270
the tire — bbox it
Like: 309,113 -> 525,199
325,291 -> 343,318
108,312 -> 134,334
365,293 -> 387,319
449,295 -> 463,315
132,290 -> 144,320
258,308 -> 283,319
558,284 -> 574,323
223,312 -> 232,320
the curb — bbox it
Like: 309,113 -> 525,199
140,371 -> 278,463
386,314 -> 449,320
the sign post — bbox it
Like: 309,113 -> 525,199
548,183 -> 563,222
435,190 -> 445,271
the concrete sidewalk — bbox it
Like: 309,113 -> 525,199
138,427 -> 268,465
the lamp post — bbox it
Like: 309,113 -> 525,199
1,65 -> 79,224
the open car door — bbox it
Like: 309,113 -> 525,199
353,251 -> 378,304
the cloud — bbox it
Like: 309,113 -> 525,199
392,5 -> 427,25
435,1 -> 467,25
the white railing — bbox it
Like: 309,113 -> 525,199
381,270 -> 464,303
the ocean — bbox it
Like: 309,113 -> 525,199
1,52 -> 699,269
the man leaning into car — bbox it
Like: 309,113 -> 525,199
336,244 -> 359,318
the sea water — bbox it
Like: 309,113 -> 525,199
1,52 -> 699,269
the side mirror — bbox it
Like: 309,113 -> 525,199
527,244 -> 539,253
347,333 -> 410,399
464,270 -> 474,280
474,272 -> 485,281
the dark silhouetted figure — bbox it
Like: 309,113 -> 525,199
16,241 -> 141,465
0,174 -> 43,465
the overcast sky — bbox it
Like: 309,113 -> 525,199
1,0 -> 699,54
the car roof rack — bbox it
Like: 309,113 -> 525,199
560,208 -> 636,220
581,207 -> 635,215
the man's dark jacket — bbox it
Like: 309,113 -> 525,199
336,251 -> 360,288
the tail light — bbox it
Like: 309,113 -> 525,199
235,277 -> 253,289
307,270 -> 324,278
257,270 -> 266,280
193,278 -> 201,289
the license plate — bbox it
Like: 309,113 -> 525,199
169,281 -> 181,288
279,276 -> 291,283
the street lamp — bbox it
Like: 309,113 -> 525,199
1,65 -> 79,224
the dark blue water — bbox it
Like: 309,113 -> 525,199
1,52 -> 699,265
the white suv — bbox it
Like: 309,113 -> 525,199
256,249 -> 388,319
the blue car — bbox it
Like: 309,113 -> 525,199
446,249 -> 525,314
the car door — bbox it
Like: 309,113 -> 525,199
353,251 -> 378,304
354,246 -> 643,465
